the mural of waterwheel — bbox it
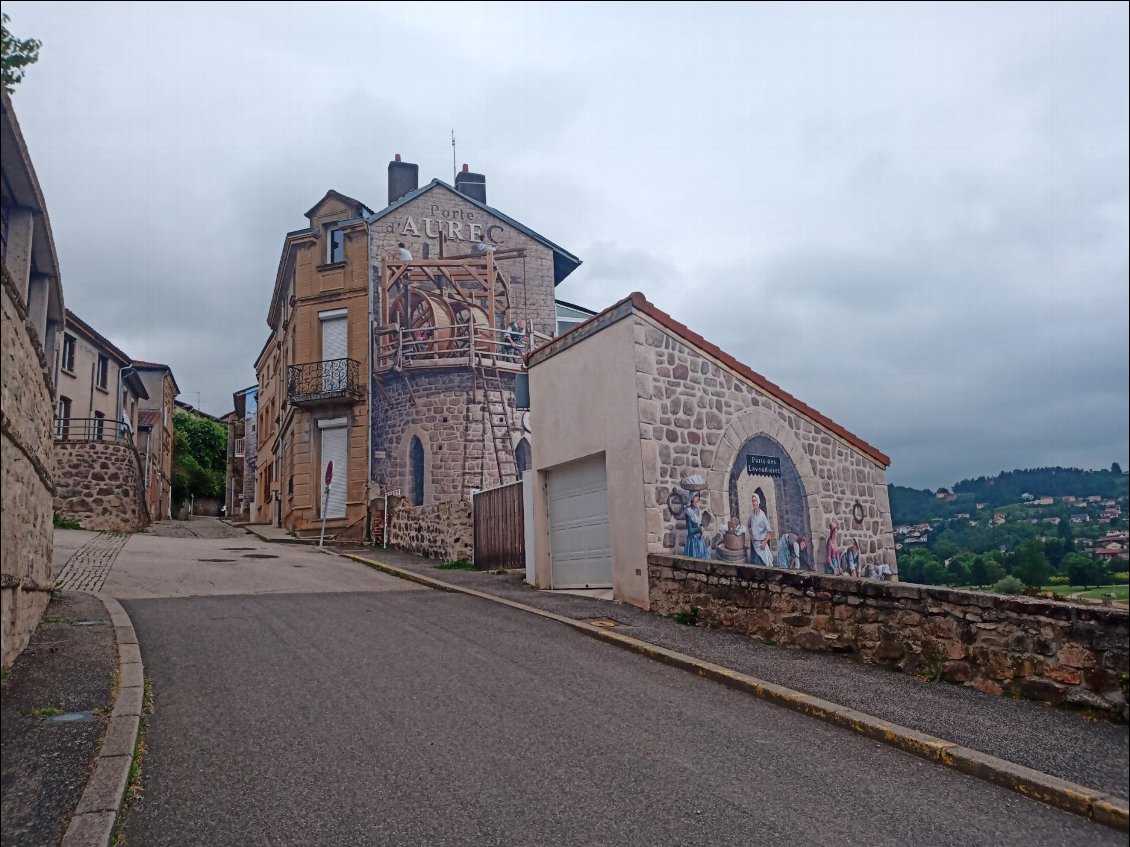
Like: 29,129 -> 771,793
394,291 -> 456,357
450,302 -> 495,355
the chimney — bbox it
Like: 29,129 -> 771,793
454,163 -> 486,204
388,154 -> 419,205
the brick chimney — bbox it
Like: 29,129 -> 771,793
388,154 -> 419,205
454,163 -> 486,204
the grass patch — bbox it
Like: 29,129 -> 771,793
1043,584 -> 1129,600
27,706 -> 63,719
53,514 -> 83,530
435,558 -> 477,571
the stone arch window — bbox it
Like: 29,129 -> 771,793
514,438 -> 531,478
410,436 -> 425,507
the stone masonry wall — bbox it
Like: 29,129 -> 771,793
373,368 -> 525,503
1,276 -> 56,668
368,185 -> 559,338
386,499 -> 473,562
53,441 -> 149,533
650,554 -> 1130,717
633,315 -> 896,576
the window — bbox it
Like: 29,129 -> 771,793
92,411 -> 105,440
235,437 -> 245,457
56,396 -> 72,438
327,226 -> 345,264
96,354 -> 109,390
410,436 -> 425,507
61,334 -> 76,372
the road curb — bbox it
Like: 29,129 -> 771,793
60,594 -> 144,847
242,524 -> 316,545
341,551 -> 1129,832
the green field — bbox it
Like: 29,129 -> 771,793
1042,584 -> 1129,601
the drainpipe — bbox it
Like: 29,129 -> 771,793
365,213 -> 374,542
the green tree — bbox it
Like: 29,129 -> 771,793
1013,539 -> 1051,588
992,575 -> 1025,595
1,14 -> 41,91
1063,553 -> 1099,588
1113,462 -> 1123,476
969,555 -> 989,587
171,411 -> 227,503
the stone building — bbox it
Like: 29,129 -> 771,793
54,310 -> 148,438
1,89 -> 66,667
253,157 -> 580,538
51,311 -> 151,532
133,362 -> 179,521
526,293 -> 895,609
225,385 -> 257,519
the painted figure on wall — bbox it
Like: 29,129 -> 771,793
776,532 -> 808,570
825,521 -> 841,575
683,492 -> 709,559
747,493 -> 773,567
841,539 -> 861,577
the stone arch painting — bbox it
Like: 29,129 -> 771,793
727,434 -> 812,569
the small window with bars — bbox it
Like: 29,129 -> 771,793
234,437 -> 245,457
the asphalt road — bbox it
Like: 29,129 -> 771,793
113,527 -> 1122,846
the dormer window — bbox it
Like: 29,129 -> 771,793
327,226 -> 345,264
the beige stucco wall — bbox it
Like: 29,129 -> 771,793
56,330 -> 139,432
529,315 -> 650,608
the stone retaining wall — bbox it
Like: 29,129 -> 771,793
649,553 -> 1130,717
53,441 -> 149,533
385,498 -> 473,562
1,277 -> 56,668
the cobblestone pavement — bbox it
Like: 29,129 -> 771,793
146,518 -> 246,539
54,533 -> 130,593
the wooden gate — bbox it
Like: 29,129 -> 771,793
473,481 -> 525,569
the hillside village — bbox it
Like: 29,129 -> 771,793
891,468 -> 1129,595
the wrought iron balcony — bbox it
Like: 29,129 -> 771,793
287,358 -> 363,407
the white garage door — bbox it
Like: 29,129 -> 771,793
548,454 -> 612,589
319,419 -> 348,520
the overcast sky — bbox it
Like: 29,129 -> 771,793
6,2 -> 1127,488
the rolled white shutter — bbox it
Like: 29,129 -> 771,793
320,424 -> 348,519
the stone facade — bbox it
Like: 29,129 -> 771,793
650,553 -> 1130,717
372,369 -> 526,504
367,182 -> 560,339
385,499 -> 474,562
1,274 -> 56,668
632,313 -> 896,576
53,440 -> 149,533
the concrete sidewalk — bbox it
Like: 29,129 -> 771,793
341,545 -> 1129,802
0,593 -> 116,847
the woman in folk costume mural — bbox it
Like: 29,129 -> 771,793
746,493 -> 774,566
683,493 -> 709,559
825,521 -> 842,575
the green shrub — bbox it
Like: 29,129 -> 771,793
670,606 -> 700,626
992,575 -> 1025,595
53,514 -> 81,530
1047,575 -> 1070,585
1113,571 -> 1129,584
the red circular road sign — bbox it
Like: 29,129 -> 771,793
325,460 -> 334,486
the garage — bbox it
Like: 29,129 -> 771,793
547,453 -> 612,589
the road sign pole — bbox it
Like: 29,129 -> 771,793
320,461 -> 334,547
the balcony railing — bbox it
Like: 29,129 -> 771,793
375,324 -> 551,372
54,417 -> 135,445
287,358 -> 363,406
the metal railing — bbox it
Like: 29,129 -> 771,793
287,358 -> 363,405
375,324 -> 551,371
54,417 -> 135,445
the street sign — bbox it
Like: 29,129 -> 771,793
746,455 -> 782,478
325,460 -> 334,486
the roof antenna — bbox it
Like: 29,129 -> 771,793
451,129 -> 456,184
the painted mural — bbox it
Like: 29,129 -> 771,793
665,433 -> 891,580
